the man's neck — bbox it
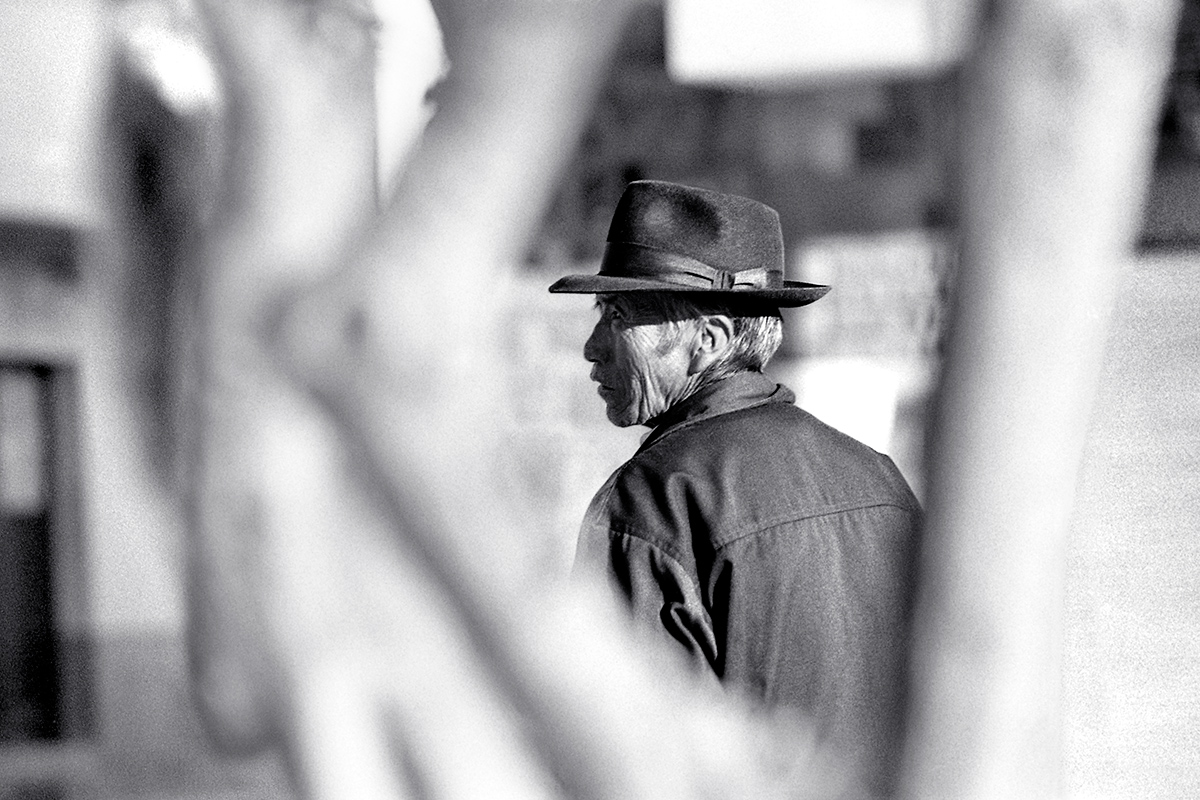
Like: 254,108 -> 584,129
645,369 -> 765,430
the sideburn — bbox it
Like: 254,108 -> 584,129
653,318 -> 701,357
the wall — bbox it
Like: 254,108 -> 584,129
0,3 -> 289,797
1063,251 -> 1200,799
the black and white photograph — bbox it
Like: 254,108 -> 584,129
0,0 -> 1196,797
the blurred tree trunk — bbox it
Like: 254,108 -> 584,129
900,1 -> 1180,798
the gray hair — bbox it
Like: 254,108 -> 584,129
625,292 -> 784,379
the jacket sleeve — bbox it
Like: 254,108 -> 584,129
581,528 -> 722,678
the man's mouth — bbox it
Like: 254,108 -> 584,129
593,378 -> 617,400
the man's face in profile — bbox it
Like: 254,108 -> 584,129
582,294 -> 692,428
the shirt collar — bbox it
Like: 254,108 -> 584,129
639,370 -> 795,452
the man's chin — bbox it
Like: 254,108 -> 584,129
604,404 -> 643,428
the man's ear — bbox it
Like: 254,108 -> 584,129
688,315 -> 735,375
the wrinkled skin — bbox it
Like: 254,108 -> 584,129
583,294 -> 698,428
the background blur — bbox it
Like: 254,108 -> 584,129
1,0 -> 1198,797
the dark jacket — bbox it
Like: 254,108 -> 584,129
575,371 -> 921,791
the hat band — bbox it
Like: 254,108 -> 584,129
600,242 -> 775,291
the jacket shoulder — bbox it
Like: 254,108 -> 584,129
636,400 -> 919,519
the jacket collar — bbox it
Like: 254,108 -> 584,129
639,370 -> 795,452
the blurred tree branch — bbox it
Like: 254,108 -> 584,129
183,0 -> 838,798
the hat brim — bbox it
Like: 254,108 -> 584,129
548,274 -> 831,308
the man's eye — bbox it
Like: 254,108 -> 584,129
600,306 -> 624,324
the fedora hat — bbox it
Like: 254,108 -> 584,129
548,180 -> 829,307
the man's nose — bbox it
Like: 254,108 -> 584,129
583,321 -> 605,363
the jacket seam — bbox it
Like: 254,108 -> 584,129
606,521 -> 694,571
712,500 -> 919,552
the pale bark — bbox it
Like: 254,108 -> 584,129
185,1 -> 835,798
900,2 -> 1181,798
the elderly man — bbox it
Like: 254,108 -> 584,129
549,180 -> 921,793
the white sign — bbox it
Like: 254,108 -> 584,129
667,0 -> 973,86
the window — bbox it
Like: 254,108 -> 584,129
0,363 -> 88,746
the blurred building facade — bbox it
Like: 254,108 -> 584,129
0,3 -> 290,798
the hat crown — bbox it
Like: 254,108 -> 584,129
607,181 -> 785,276
546,180 -> 829,308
